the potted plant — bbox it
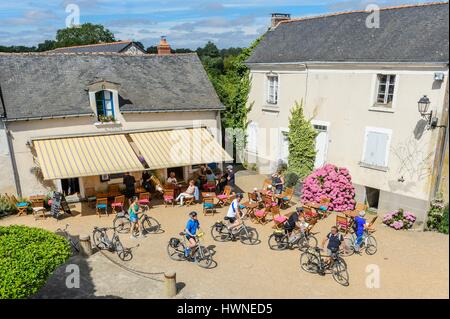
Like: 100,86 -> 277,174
383,208 -> 416,230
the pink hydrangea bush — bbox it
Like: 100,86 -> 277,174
301,164 -> 356,212
383,209 -> 416,230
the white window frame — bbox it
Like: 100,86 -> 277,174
375,74 -> 397,107
311,120 -> 330,168
266,73 -> 279,105
361,126 -> 393,169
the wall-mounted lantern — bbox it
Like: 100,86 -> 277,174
417,95 -> 443,129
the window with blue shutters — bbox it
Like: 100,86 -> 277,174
95,90 -> 115,121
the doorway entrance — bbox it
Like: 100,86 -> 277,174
167,167 -> 185,182
365,186 -> 380,210
61,178 -> 80,196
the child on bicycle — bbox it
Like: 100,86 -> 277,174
184,211 -> 202,259
129,196 -> 145,239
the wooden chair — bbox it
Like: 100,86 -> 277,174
31,199 -> 46,220
254,206 -> 269,225
85,187 -> 97,208
109,184 -> 120,196
96,198 -> 108,217
202,197 -> 216,216
280,187 -> 294,209
241,193 -> 259,220
11,195 -> 29,216
303,207 -> 319,223
216,186 -> 232,207
163,189 -> 175,207
184,195 -> 195,207
270,205 -> 288,229
203,180 -> 217,192
111,195 -> 125,214
263,194 -> 278,210
138,192 -> 151,208
336,215 -> 351,234
355,202 -> 369,211
262,178 -> 272,190
368,215 -> 378,232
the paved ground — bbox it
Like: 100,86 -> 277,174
1,172 -> 448,299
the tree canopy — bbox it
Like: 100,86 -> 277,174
55,23 -> 116,48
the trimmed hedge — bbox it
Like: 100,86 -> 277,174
0,225 -> 72,299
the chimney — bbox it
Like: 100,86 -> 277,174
157,36 -> 171,55
270,13 -> 291,30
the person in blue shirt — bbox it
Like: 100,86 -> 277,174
184,211 -> 202,258
354,210 -> 369,252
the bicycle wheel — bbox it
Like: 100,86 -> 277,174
210,223 -> 231,242
331,258 -> 349,286
268,234 -> 288,250
142,216 -> 161,234
194,246 -> 213,269
300,251 -> 321,274
167,242 -> 186,261
92,230 -> 107,250
340,236 -> 355,257
114,216 -> 131,234
298,234 -> 318,252
365,235 -> 378,255
239,227 -> 259,245
114,237 -> 132,261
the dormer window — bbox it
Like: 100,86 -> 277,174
95,90 -> 115,121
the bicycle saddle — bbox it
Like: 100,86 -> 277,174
179,232 -> 186,236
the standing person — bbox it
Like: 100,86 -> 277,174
226,165 -> 235,192
123,172 -> 136,199
141,171 -> 151,192
218,168 -> 228,193
272,170 -> 285,195
176,180 -> 196,206
225,193 -> 245,234
353,211 -> 369,252
321,226 -> 344,266
184,211 -> 202,259
128,196 -> 145,239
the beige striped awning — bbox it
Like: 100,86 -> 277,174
130,128 -> 232,170
33,135 -> 145,180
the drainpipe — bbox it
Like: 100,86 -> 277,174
0,84 -> 22,196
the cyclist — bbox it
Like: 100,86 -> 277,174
284,207 -> 303,236
321,226 -> 344,267
225,193 -> 245,235
354,210 -> 370,252
128,196 -> 145,239
184,211 -> 202,259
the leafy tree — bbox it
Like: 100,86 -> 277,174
55,23 -> 116,48
287,100 -> 318,179
37,40 -> 56,52
196,41 -> 220,58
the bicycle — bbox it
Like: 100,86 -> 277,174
268,228 -> 318,251
340,230 -> 377,256
55,224 -> 79,255
113,206 -> 161,235
300,247 -> 349,286
210,216 -> 259,245
92,226 -> 132,261
167,231 -> 213,268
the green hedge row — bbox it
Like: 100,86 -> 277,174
0,225 -> 72,299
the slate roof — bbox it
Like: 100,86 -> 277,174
50,41 -> 146,54
0,53 -> 223,120
247,2 -> 449,64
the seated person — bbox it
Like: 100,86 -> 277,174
166,172 -> 178,185
176,180 -> 196,206
251,188 -> 262,203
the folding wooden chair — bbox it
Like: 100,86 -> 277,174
368,215 -> 378,233
336,215 -> 351,234
111,195 -> 125,214
254,206 -> 270,225
85,187 -> 97,208
202,197 -> 216,216
270,205 -> 288,229
96,198 -> 108,217
138,192 -> 151,209
241,193 -> 259,221
216,186 -> 231,207
262,178 -> 272,190
12,195 -> 29,216
263,194 -> 278,210
163,189 -> 175,207
31,199 -> 46,220
203,180 -> 217,192
280,187 -> 294,209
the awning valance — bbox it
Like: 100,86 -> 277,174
130,128 -> 232,170
33,134 -> 145,180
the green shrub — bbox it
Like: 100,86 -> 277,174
0,196 -> 17,217
0,225 -> 72,299
427,202 -> 449,234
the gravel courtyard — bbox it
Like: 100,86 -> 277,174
1,172 -> 448,299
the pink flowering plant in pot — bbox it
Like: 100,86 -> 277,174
382,208 -> 416,230
301,164 -> 356,212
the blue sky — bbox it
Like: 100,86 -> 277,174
0,0 -> 438,49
